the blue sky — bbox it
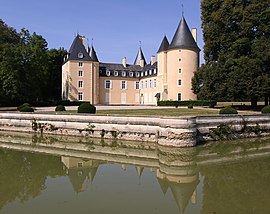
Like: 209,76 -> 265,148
0,0 -> 203,64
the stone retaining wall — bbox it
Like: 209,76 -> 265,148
0,113 -> 269,147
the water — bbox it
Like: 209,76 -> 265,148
0,132 -> 270,214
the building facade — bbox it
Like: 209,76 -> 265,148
62,16 -> 200,105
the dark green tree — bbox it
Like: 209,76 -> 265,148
193,0 -> 270,106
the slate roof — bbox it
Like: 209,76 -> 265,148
134,47 -> 147,66
99,62 -> 157,79
89,45 -> 99,62
157,36 -> 170,53
168,16 -> 200,51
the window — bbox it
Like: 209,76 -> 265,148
145,71 -> 147,76
105,80 -> 111,89
78,70 -> 83,77
79,62 -> 83,67
179,58 -> 182,62
78,81 -> 83,88
78,52 -> 84,59
141,72 -> 144,77
78,92 -> 83,101
129,72 -> 133,77
149,70 -> 152,75
122,71 -> 126,77
141,81 -> 144,89
179,49 -> 182,53
136,72 -> 140,77
121,81 -> 127,89
77,162 -> 83,167
154,69 -> 157,74
135,81 -> 139,89
145,80 -> 148,89
106,70 -> 110,76
149,80 -> 152,88
178,93 -> 182,101
114,71 -> 118,76
154,79 -> 157,88
178,79 -> 182,86
179,68 -> 182,73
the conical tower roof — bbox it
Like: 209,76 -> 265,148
157,36 -> 170,53
68,35 -> 92,61
134,47 -> 147,66
168,16 -> 199,51
89,45 -> 99,62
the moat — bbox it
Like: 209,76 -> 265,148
0,132 -> 270,214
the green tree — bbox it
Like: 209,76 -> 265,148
193,0 -> 270,106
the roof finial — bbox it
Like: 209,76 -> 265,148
91,38 -> 94,47
139,41 -> 141,48
182,3 -> 184,17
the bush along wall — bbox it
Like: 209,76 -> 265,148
261,106 -> 270,114
77,103 -> 96,114
157,100 -> 217,107
219,106 -> 238,114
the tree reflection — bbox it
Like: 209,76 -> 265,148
200,157 -> 270,214
0,149 -> 64,209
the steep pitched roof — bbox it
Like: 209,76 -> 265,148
89,45 -> 99,62
67,35 -> 92,61
134,47 -> 147,66
157,36 -> 170,53
168,16 -> 199,51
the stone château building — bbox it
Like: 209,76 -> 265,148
62,16 -> 200,105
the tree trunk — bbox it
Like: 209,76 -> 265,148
265,96 -> 269,106
251,97 -> 258,109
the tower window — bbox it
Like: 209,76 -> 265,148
78,62 -> 83,67
179,68 -> 182,73
179,50 -> 182,53
78,81 -> 83,88
78,92 -> 83,101
178,93 -> 182,101
179,58 -> 182,62
178,79 -> 182,86
78,70 -> 83,76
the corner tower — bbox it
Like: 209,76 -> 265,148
62,35 -> 100,104
166,16 -> 200,101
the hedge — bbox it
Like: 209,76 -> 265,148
261,105 -> 270,114
157,100 -> 217,107
219,106 -> 238,114
77,103 -> 96,114
55,105 -> 66,112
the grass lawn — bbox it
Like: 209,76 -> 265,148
96,108 -> 218,117
0,107 -> 17,111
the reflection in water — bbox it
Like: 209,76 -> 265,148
0,132 -> 270,213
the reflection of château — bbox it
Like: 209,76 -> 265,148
61,146 -> 199,214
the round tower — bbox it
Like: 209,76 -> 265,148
166,16 -> 200,101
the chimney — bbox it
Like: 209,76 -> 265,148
150,56 -> 156,65
122,57 -> 127,67
140,59 -> 145,67
192,28 -> 197,43
79,35 -> 87,48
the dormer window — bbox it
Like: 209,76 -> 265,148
154,69 -> 157,74
106,70 -> 111,76
114,71 -> 118,76
141,72 -> 144,77
145,71 -> 147,76
129,72 -> 133,77
136,72 -> 140,77
78,52 -> 84,59
122,71 -> 126,77
149,70 -> 152,75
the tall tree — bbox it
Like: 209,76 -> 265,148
193,0 -> 270,106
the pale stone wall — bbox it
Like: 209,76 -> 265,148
166,49 -> 198,101
99,77 -> 140,105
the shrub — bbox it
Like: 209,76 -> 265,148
55,105 -> 66,112
188,104 -> 193,109
157,100 -> 217,107
77,103 -> 96,114
19,106 -> 34,112
261,105 -> 270,114
219,106 -> 238,114
17,103 -> 31,111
